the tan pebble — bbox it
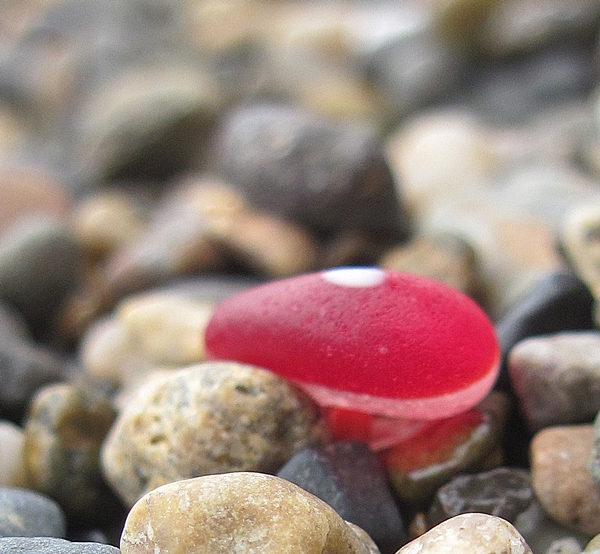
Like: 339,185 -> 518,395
396,513 -> 532,554
208,209 -> 317,278
79,316 -> 159,388
121,472 -> 374,554
531,425 -> 600,536
72,191 -> 146,259
101,362 -> 328,506
117,292 -> 213,365
0,420 -> 26,487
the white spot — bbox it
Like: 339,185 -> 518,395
322,267 -> 385,288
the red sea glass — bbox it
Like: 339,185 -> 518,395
205,267 -> 500,420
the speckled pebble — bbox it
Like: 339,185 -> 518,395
531,425 -> 600,536
101,361 -> 328,506
23,383 -> 119,523
396,513 -> 532,554
0,487 -> 66,538
120,472 -> 378,554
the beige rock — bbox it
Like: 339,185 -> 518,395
121,472 -> 375,554
396,513 -> 532,554
72,191 -> 146,259
208,209 -> 317,278
117,292 -> 214,365
531,425 -> 600,536
101,362 -> 328,506
0,420 -> 26,487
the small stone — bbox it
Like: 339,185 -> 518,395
561,204 -> 600,301
365,29 -> 467,120
206,267 -> 499,419
509,332 -> 600,432
496,270 -> 595,379
277,440 -> 406,553
116,292 -> 213,365
396,513 -> 532,554
205,208 -> 318,278
586,533 -> 600,551
515,500 -> 590,554
0,487 -> 66,538
101,362 -> 328,506
120,472 -> 377,554
428,467 -> 534,526
0,168 -> 71,238
379,394 -> 507,506
214,104 -> 409,242
75,64 -> 222,182
379,232 -> 479,298
0,537 -> 120,554
531,425 -> 600,536
71,191 -> 146,260
23,384 -> 120,523
0,334 -> 73,423
0,216 -> 83,338
545,537 -> 585,554
0,421 -> 26,487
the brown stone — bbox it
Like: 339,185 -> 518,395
530,425 -> 600,536
120,472 -> 376,554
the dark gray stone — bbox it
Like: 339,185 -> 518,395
0,488 -> 66,538
0,217 -> 83,339
428,468 -> 534,527
0,537 -> 119,554
214,104 -> 410,243
277,440 -> 406,554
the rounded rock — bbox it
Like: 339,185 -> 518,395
531,425 -> 600,536
206,267 -> 499,419
120,472 -> 376,554
0,421 -> 26,487
101,362 -> 328,506
23,384 -> 118,522
0,537 -> 120,554
0,487 -> 66,538
397,513 -> 532,554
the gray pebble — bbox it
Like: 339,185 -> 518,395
0,487 -> 66,538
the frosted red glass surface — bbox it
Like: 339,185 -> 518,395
205,267 -> 500,419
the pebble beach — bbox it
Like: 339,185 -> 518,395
1,1 -> 600,553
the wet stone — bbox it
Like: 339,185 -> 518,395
0,537 -> 120,554
277,440 -> 406,554
0,487 -> 66,538
214,103 -> 409,242
428,467 -> 534,527
531,425 -> 600,536
23,383 -> 120,524
509,332 -> 600,433
121,472 -> 378,554
396,513 -> 532,554
101,361 -> 328,506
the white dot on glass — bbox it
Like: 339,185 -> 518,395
321,267 -> 386,288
